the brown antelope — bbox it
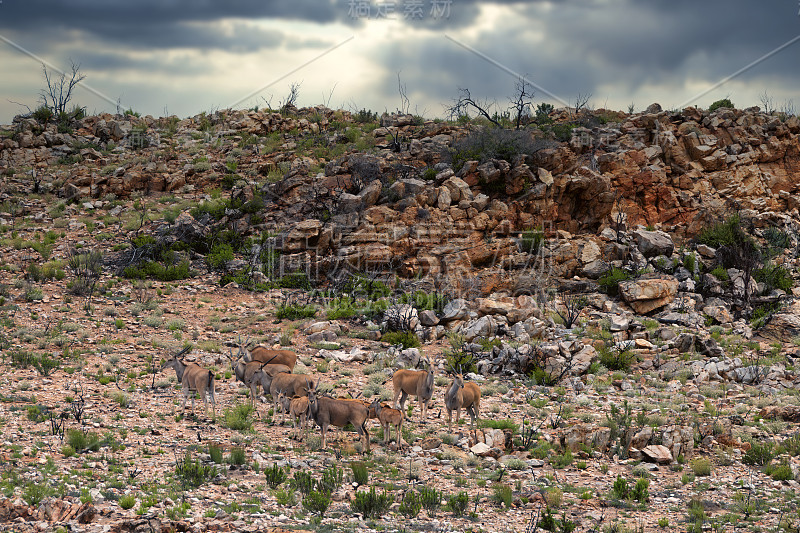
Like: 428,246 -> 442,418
251,365 -> 312,421
391,358 -> 435,422
160,352 -> 216,420
444,373 -> 481,434
371,399 -> 403,449
227,350 -> 290,408
307,386 -> 370,453
236,335 -> 297,370
277,392 -> 310,440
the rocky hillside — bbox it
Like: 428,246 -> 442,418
0,103 -> 798,532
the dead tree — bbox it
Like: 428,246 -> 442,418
446,88 -> 501,127
40,61 -> 86,116
508,78 -> 534,130
573,92 -> 592,117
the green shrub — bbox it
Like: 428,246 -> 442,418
31,353 -> 60,376
447,128 -> 553,172
632,478 -> 649,502
350,461 -> 368,485
598,345 -> 636,371
207,243 -> 234,271
381,330 -> 421,349
418,486 -> 442,517
22,482 -> 49,507
175,452 -> 217,489
399,489 -> 422,518
743,440 -> 775,466
208,444 -> 223,463
520,228 -> 544,254
690,457 -> 711,476
350,487 -> 393,518
66,429 -> 101,453
549,122 -> 577,142
317,465 -> 343,496
291,471 -> 315,495
598,267 -> 632,296
492,483 -> 513,509
754,263 -> 793,293
611,475 -> 629,500
551,449 -> 573,469
537,507 -> 577,533
223,403 -> 254,431
422,167 -> 437,181
274,487 -> 296,506
764,226 -> 792,250
709,265 -> 729,281
447,491 -> 470,517
765,459 -> 794,481
278,272 -> 312,290
275,303 -> 317,321
302,489 -> 331,516
697,214 -> 745,248
119,494 -> 136,510
123,260 -> 192,281
227,446 -> 246,465
709,98 -> 734,112
33,105 -> 54,123
264,464 -> 288,489
398,290 -> 448,313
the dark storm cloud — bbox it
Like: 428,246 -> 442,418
375,0 -> 800,112
0,0 -> 338,50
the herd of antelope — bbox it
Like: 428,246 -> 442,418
158,337 -> 481,453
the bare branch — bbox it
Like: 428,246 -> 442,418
508,77 -> 534,130
397,72 -> 411,115
573,92 -> 592,117
446,88 -> 501,127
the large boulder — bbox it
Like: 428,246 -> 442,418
633,229 -> 674,257
441,299 -> 470,322
619,276 -> 678,314
760,313 -> 800,343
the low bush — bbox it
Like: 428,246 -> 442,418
119,494 -> 136,510
175,452 -> 217,489
350,487 -> 393,518
418,486 -> 442,517
399,489 -> 422,518
275,303 -> 317,321
709,98 -> 734,112
350,461 -> 368,485
447,491 -> 470,517
223,403 -> 254,431
520,227 -> 544,254
381,330 -> 421,349
492,483 -> 513,509
302,489 -> 331,516
598,345 -> 636,371
597,267 -> 633,296
754,263 -> 793,293
264,464 -> 288,488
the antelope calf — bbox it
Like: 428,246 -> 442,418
251,366 -> 312,422
161,356 -> 216,420
277,393 -> 310,440
392,363 -> 435,422
444,374 -> 480,434
371,399 -> 403,449
307,387 -> 370,453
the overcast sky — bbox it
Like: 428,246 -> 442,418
1,1 -> 799,123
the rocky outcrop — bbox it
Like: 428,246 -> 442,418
619,276 -> 679,314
